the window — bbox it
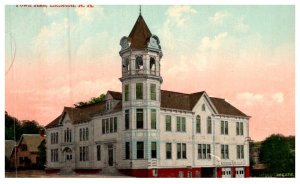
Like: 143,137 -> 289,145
125,110 -> 129,130
196,115 -> 201,133
207,116 -> 212,134
64,128 -> 72,142
136,83 -> 143,99
125,142 -> 130,159
136,109 -> 144,129
135,56 -> 143,70
151,142 -> 157,159
202,104 -> 206,111
51,132 -> 58,144
114,117 -> 117,132
80,129 -> 82,141
221,121 -> 229,135
105,119 -> 109,133
137,142 -> 144,159
236,122 -> 244,135
221,144 -> 229,159
86,128 -> 89,140
165,115 -> 172,131
150,84 -> 156,100
166,143 -> 172,159
151,109 -> 156,129
110,118 -> 113,133
177,143 -> 187,159
125,84 -> 129,101
198,144 -> 211,159
102,119 -> 105,134
97,145 -> 101,161
176,117 -> 186,132
237,145 -> 244,159
51,149 -> 59,162
80,146 -> 89,161
150,57 -> 156,74
106,100 -> 112,110
80,128 -> 89,141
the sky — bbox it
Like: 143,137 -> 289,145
5,5 -> 295,141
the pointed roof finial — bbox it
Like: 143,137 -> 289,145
139,5 -> 141,15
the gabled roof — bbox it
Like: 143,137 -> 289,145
210,97 -> 248,117
108,91 -> 122,100
17,134 -> 45,152
161,90 -> 204,111
128,15 -> 152,49
5,140 -> 16,158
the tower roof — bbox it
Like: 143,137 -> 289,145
128,15 -> 152,49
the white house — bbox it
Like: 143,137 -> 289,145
45,12 -> 251,178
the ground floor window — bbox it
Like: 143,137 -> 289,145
177,143 -> 187,159
198,144 -> 211,159
151,142 -> 157,159
80,146 -> 89,161
51,149 -> 59,162
97,145 -> 101,161
125,142 -> 130,159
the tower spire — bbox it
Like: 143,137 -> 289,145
139,5 -> 141,15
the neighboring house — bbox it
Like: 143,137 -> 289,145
250,142 -> 266,176
45,13 -> 251,178
5,140 -> 16,169
10,134 -> 45,169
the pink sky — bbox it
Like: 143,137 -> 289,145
5,5 -> 295,141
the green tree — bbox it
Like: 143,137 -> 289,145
37,139 -> 46,169
74,94 -> 105,107
259,134 -> 295,176
5,111 -> 22,140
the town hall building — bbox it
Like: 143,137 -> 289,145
45,12 -> 251,178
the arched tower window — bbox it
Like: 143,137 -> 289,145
135,56 -> 143,71
150,57 -> 156,75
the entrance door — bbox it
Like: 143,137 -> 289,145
235,167 -> 245,178
108,144 -> 113,166
222,168 -> 232,178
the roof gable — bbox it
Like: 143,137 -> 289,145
17,134 -> 44,152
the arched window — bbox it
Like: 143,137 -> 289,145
150,57 -> 156,74
207,116 -> 212,134
123,58 -> 130,72
135,56 -> 143,70
196,115 -> 201,133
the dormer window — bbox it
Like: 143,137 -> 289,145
202,104 -> 206,111
106,100 -> 113,110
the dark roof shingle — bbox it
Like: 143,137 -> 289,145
128,15 -> 152,49
210,97 -> 248,117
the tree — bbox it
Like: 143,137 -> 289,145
74,94 -> 105,107
37,139 -> 46,169
259,134 -> 295,176
5,111 -> 22,140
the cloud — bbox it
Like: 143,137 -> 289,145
209,11 -> 228,25
272,92 -> 284,103
236,92 -> 264,106
199,32 -> 228,51
166,5 -> 197,27
75,6 -> 104,22
234,16 -> 249,33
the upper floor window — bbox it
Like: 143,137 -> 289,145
136,83 -> 143,100
102,117 -> 118,134
136,141 -> 144,159
125,110 -> 130,130
135,56 -> 143,70
64,128 -> 72,143
237,145 -> 244,159
20,144 -> 27,151
136,109 -> 144,129
196,115 -> 201,133
236,122 -> 244,136
176,116 -> 186,132
80,127 -> 89,141
202,104 -> 206,111
51,132 -> 59,144
125,84 -> 129,101
207,116 -> 212,134
165,115 -> 172,131
123,58 -> 130,71
221,120 -> 229,135
150,84 -> 156,100
221,144 -> 229,159
151,109 -> 157,129
177,143 -> 187,159
198,144 -> 211,159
